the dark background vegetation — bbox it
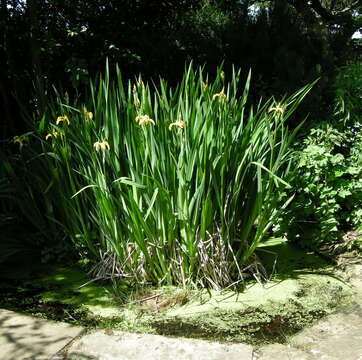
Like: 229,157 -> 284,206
1,0 -> 361,137
0,0 -> 361,270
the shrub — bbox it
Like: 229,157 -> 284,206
275,62 -> 362,254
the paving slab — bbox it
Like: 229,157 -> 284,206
346,264 -> 362,305
290,312 -> 362,360
67,330 -> 253,360
254,344 -> 313,360
0,308 -> 84,360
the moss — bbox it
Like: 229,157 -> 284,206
148,276 -> 353,345
0,245 -> 355,346
0,265 -> 121,325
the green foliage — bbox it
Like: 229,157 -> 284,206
173,0 -> 232,65
1,0 -> 346,136
0,139 -> 78,265
11,65 -> 313,289
333,61 -> 362,125
275,62 -> 362,253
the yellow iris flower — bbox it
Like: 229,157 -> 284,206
212,88 -> 226,101
56,115 -> 70,125
169,119 -> 186,131
269,103 -> 285,115
135,114 -> 155,127
45,131 -> 61,140
13,136 -> 28,151
83,107 -> 93,120
93,140 -> 110,151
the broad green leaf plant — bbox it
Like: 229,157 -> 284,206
275,62 -> 362,255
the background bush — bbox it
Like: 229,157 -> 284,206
275,62 -> 362,253
2,0 -> 360,136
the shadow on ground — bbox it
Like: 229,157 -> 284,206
256,239 -> 335,280
0,262 -> 116,325
0,309 -> 83,360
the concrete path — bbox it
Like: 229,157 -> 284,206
256,264 -> 362,360
255,312 -> 362,360
65,331 -> 253,360
64,310 -> 362,360
0,309 -> 84,360
1,265 -> 361,360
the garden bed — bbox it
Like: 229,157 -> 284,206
0,240 -> 355,346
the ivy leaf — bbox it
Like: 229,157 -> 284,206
338,189 -> 352,198
346,167 -> 360,175
331,153 -> 344,165
334,170 -> 344,177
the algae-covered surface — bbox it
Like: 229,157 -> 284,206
38,266 -> 121,317
149,240 -> 353,344
0,240 -> 355,345
152,274 -> 351,344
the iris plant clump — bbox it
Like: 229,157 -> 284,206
37,64 -> 314,289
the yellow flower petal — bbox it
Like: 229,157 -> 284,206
268,103 -> 285,115
169,120 -> 186,131
45,131 -> 61,140
135,114 -> 155,127
93,140 -> 110,151
56,115 -> 70,125
212,88 -> 226,101
83,107 -> 93,120
12,135 -> 28,151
